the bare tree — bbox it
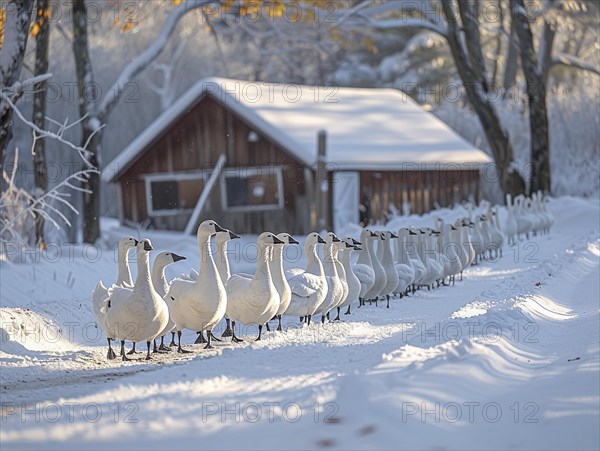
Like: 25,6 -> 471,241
511,0 -> 550,193
32,0 -> 51,247
0,0 -> 36,166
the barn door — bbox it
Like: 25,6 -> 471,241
333,171 -> 359,233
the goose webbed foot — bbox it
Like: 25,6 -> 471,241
169,332 -> 177,347
232,336 -> 244,343
221,319 -> 233,337
158,336 -> 171,352
177,331 -> 192,353
209,332 -> 222,342
126,342 -> 138,355
120,341 -> 131,361
345,305 -> 351,315
194,332 -> 207,344
204,332 -> 214,349
106,339 -> 117,360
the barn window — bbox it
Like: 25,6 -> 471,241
144,172 -> 208,216
221,166 -> 284,211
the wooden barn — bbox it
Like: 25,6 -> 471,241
101,77 -> 492,234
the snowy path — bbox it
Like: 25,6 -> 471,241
0,197 -> 598,450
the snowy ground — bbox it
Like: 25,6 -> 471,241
1,197 -> 598,450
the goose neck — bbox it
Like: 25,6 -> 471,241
116,246 -> 133,286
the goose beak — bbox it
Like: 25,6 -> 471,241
133,239 -> 139,246
273,236 -> 285,245
214,223 -> 226,233
351,238 -> 361,245
317,236 -> 326,244
289,236 -> 300,245
451,226 -> 457,231
369,230 -> 377,237
354,246 -> 362,251
172,253 -> 186,262
409,230 -> 417,235
228,230 -> 241,240
331,235 -> 341,242
143,241 -> 153,251
390,232 -> 398,239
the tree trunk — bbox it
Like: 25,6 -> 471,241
0,0 -> 36,166
72,0 -> 100,243
32,0 -> 51,247
511,0 -> 551,194
441,0 -> 525,197
502,14 -> 518,95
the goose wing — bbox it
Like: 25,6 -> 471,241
287,272 -> 320,298
92,281 -> 108,317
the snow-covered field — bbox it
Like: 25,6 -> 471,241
1,197 -> 598,450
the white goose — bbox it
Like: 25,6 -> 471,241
166,220 -> 228,352
338,237 -> 362,316
488,208 -> 504,258
379,231 -> 399,308
206,229 -> 240,341
362,230 -> 387,304
504,194 -> 518,245
284,232 -> 328,325
102,239 -> 169,361
91,236 -> 137,359
151,251 -> 187,352
226,232 -> 283,341
441,223 -> 462,285
352,229 -> 376,308
268,233 -> 299,331
406,228 -> 426,292
393,228 -> 415,297
314,233 -> 345,323
331,238 -> 351,320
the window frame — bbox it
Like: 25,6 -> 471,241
143,171 -> 209,217
220,165 -> 284,212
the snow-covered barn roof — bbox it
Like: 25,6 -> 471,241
102,77 -> 492,182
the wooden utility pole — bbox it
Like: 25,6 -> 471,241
315,130 -> 328,231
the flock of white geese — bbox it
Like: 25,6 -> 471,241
92,192 -> 553,361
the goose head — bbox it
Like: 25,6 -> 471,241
140,238 -> 153,251
215,229 -> 241,246
154,251 -> 187,267
304,232 -> 325,253
341,237 -> 360,251
197,220 -> 226,238
276,233 -> 300,245
118,236 -> 138,252
257,232 -> 285,247
359,229 -> 373,242
324,232 -> 341,245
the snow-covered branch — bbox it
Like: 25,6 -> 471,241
551,53 -> 600,77
0,89 -> 101,168
97,0 -> 212,121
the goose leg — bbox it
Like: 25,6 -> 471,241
153,338 -> 169,354
126,342 -> 138,355
321,314 -> 326,324
386,295 -> 390,308
345,305 -> 351,315
299,316 -> 304,323
221,318 -> 233,337
177,330 -> 192,353
145,341 -> 152,360
209,331 -> 222,342
307,315 -> 312,325
333,307 -> 341,321
277,315 -> 283,332
255,325 -> 263,341
159,335 -> 171,352
107,338 -> 117,360
265,322 -> 271,332
204,331 -> 213,349
194,331 -> 206,344
121,340 -> 131,361
231,321 -> 244,343
169,332 -> 177,347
